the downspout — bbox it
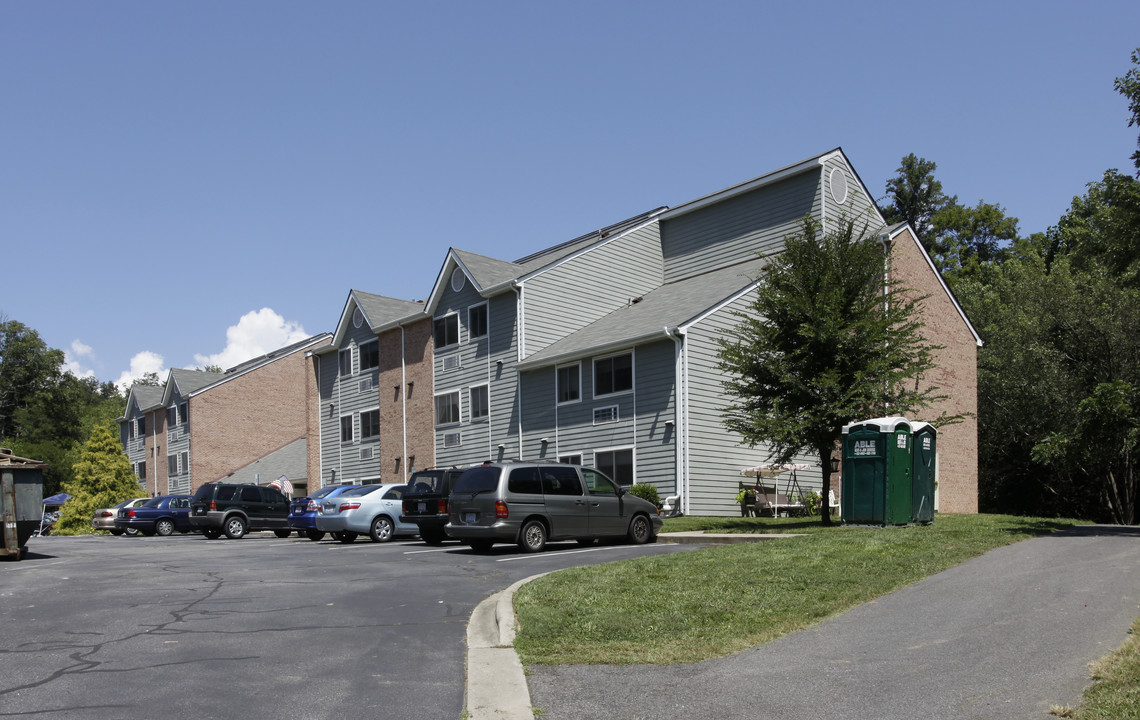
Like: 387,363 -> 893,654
315,354 -> 324,489
820,165 -> 828,236
512,281 -> 524,456
664,327 -> 686,514
401,325 -> 408,480
878,233 -> 892,413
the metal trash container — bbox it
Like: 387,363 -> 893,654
1,449 -> 48,561
841,417 -> 913,526
911,423 -> 937,524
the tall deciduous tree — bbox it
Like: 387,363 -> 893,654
0,319 -> 65,440
717,217 -> 948,523
55,423 -> 143,535
1115,47 -> 1140,174
880,154 -> 955,253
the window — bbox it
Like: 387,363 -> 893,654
168,454 -> 177,475
593,406 -> 618,424
558,454 -> 582,465
594,354 -> 632,396
557,364 -> 580,404
468,304 -> 488,339
340,415 -> 354,443
137,461 -> 146,480
360,409 -> 379,440
178,403 -> 189,425
167,407 -> 176,427
180,451 -> 189,475
339,348 -> 353,376
582,468 -> 618,496
359,341 -> 379,371
595,448 -> 634,486
137,417 -> 145,436
470,385 -> 489,420
508,467 -> 542,494
433,314 -> 459,349
541,466 -> 582,496
240,486 -> 260,502
435,391 -> 460,426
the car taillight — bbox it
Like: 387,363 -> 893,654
101,511 -> 114,517
495,500 -> 508,519
127,510 -> 137,517
338,502 -> 361,512
437,499 -> 448,514
209,500 -> 217,511
306,499 -> 319,512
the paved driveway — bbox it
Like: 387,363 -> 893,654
0,533 -> 695,719
526,525 -> 1140,720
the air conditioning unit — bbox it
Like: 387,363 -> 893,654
443,432 -> 461,448
359,447 -> 374,460
593,406 -> 619,424
359,378 -> 374,393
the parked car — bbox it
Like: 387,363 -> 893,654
114,495 -> 194,536
92,497 -> 149,535
446,462 -> 662,552
400,466 -> 465,545
315,483 -> 417,543
188,483 -> 291,539
289,484 -> 358,541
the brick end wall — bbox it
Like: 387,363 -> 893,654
377,318 -> 435,482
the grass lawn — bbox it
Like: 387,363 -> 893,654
513,513 -> 1086,665
1067,616 -> 1140,720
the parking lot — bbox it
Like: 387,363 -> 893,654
0,533 -> 694,719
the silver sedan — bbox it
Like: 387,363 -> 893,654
314,483 -> 418,543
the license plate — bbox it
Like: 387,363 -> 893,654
417,502 -> 427,513
195,508 -> 204,515
464,512 -> 476,524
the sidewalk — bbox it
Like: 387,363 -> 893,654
468,525 -> 1140,720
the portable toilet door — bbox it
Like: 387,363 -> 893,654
883,419 -> 913,526
841,417 -> 913,526
911,422 -> 937,524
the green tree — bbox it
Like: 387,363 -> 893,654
54,423 -> 143,535
1114,47 -> 1140,173
1047,170 -> 1140,286
880,154 -> 956,253
930,200 -> 1020,277
0,319 -> 65,440
717,217 -> 948,524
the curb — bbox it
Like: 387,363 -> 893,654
465,572 -> 550,720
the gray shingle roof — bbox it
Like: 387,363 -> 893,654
519,256 -> 770,368
130,385 -> 165,412
169,368 -> 223,396
213,437 -> 309,487
353,290 -> 426,329
451,250 -> 524,291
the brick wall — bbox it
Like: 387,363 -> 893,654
889,226 -> 979,513
145,407 -> 169,496
377,318 -> 435,481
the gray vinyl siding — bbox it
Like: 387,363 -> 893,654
683,295 -> 822,516
165,392 -> 192,493
319,321 -> 383,484
435,284 -> 521,467
518,340 -> 677,491
522,223 -> 664,356
820,155 -> 885,237
661,171 -> 820,283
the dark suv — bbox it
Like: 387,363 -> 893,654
400,467 -> 465,545
188,483 -> 291,539
445,462 -> 662,552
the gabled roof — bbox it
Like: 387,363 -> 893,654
423,208 -> 667,314
214,437 -> 308,486
162,368 -> 223,405
121,384 -> 164,421
323,289 -> 427,352
225,333 -> 332,375
517,256 -> 770,369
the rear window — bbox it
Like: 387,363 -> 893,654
453,467 -> 501,494
342,484 -> 380,497
309,486 -> 341,500
381,485 -> 405,500
408,471 -> 445,495
142,497 -> 163,508
217,486 -> 237,501
192,485 -> 215,501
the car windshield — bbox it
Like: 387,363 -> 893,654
142,497 -> 164,508
453,467 -> 500,494
341,484 -> 380,497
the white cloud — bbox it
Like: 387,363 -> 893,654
63,339 -> 97,379
115,351 -> 167,392
193,308 -> 309,371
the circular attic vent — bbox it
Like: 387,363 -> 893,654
451,268 -> 467,292
352,308 -> 364,328
829,168 -> 848,205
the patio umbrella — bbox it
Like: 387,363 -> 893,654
739,463 -> 811,478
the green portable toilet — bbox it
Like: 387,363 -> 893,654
841,417 -> 913,525
1,449 -> 47,561
911,422 -> 937,524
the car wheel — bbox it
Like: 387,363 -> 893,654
518,520 -> 547,553
369,516 -> 394,543
306,530 -> 325,541
110,529 -> 124,536
421,530 -> 445,546
467,539 -> 494,552
627,514 -> 652,545
203,529 -> 222,539
273,530 -> 292,538
125,527 -> 140,537
155,519 -> 175,537
224,516 -> 247,540
337,532 -> 358,544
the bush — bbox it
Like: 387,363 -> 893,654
628,483 -> 661,508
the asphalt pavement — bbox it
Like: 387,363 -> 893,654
517,525 -> 1140,720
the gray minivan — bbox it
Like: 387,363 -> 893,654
445,462 -> 662,552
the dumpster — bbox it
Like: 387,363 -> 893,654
841,417 -> 912,525
911,422 -> 937,524
1,448 -> 48,561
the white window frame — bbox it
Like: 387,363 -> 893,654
358,340 -> 379,372
434,390 -> 461,427
557,362 -> 581,405
339,348 -> 353,376
469,384 -> 489,421
468,302 -> 488,340
443,432 -> 462,448
359,407 -> 380,441
593,446 -> 635,487
558,454 -> 582,465
433,313 -> 460,349
340,414 -> 355,444
593,352 -> 634,398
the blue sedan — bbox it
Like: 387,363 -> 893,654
289,484 -> 358,541
115,495 -> 195,536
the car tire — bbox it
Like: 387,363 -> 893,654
125,527 -> 140,537
110,529 -> 124,536
337,532 -> 358,544
518,520 -> 547,553
203,529 -> 222,539
155,519 -> 175,537
306,530 -> 325,542
627,514 -> 653,545
273,530 -> 292,538
467,539 -> 495,552
369,516 -> 394,543
421,530 -> 445,545
223,516 -> 247,540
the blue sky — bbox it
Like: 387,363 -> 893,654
3,1 -> 1138,389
